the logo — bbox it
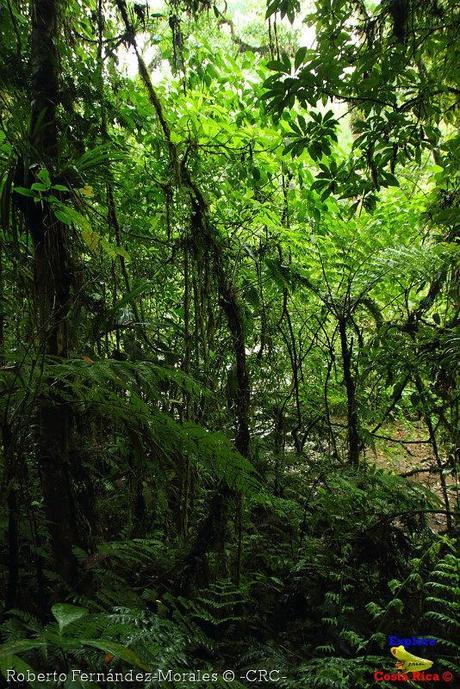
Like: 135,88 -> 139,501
390,645 -> 433,672
387,635 -> 437,647
372,643 -> 455,683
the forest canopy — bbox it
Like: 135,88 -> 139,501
0,1 -> 459,687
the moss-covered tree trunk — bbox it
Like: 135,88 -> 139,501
28,0 -> 79,586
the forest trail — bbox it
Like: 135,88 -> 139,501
371,422 -> 456,532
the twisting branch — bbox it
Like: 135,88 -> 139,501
114,0 -> 251,585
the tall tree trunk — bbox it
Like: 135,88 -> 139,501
338,318 -> 360,465
27,0 -> 79,586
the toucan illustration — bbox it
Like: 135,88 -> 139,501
391,645 -> 434,672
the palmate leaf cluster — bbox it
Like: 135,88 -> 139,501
263,0 -> 460,209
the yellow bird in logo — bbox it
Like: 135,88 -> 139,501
391,645 -> 434,672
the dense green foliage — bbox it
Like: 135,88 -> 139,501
0,1 -> 458,687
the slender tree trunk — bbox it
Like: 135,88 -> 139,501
0,224 -> 19,608
414,376 -> 452,533
273,404 -> 286,497
338,318 -> 360,465
1,417 -> 19,611
2,419 -> 19,610
279,283 -> 302,454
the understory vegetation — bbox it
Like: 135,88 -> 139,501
0,0 -> 459,687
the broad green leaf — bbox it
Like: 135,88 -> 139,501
100,238 -> 130,260
13,186 -> 35,197
54,209 -> 74,225
37,168 -> 51,187
81,227 -> 100,252
52,603 -> 88,633
80,640 -> 151,671
0,655 -> 41,687
0,639 -> 46,657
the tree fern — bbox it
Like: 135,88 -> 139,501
424,552 -> 460,674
